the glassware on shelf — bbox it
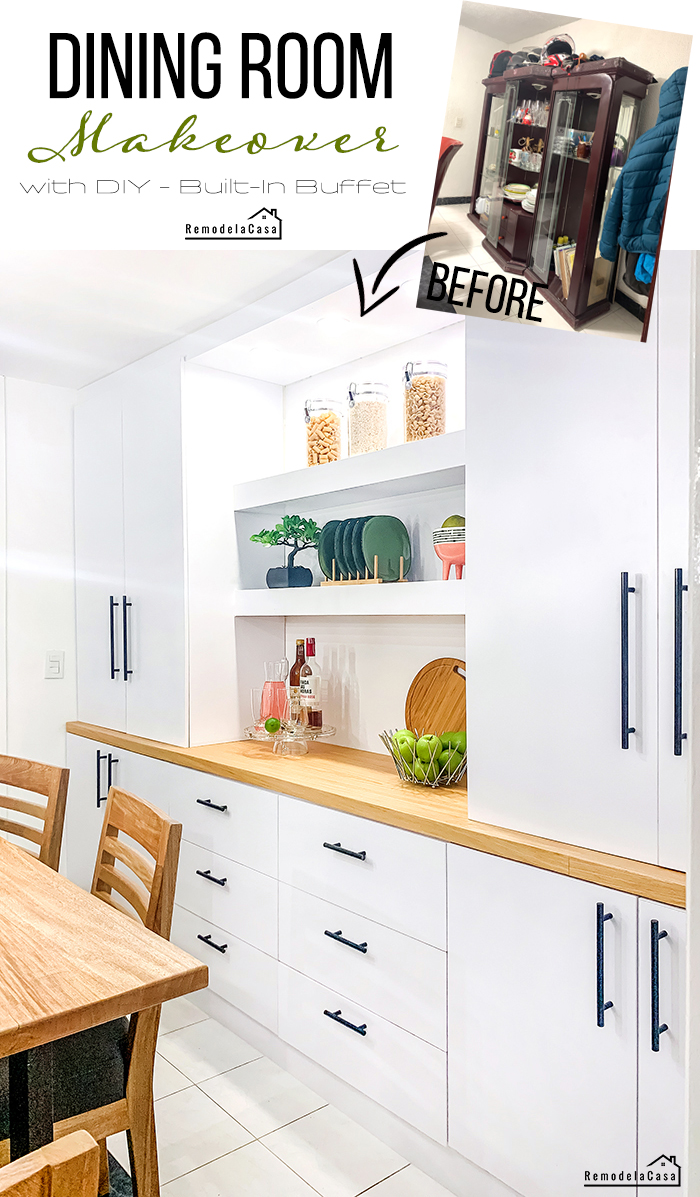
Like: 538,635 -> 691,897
404,361 -> 447,442
347,382 -> 388,456
261,658 -> 289,722
305,399 -> 343,466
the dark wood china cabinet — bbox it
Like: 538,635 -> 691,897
470,58 -> 655,329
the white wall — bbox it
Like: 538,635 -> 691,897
1,377 -> 77,765
441,24 -> 504,199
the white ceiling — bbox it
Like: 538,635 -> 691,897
194,253 -> 462,385
460,1 -> 577,42
0,250 -> 343,390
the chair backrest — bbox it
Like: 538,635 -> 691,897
0,1130 -> 99,1196
91,786 -> 182,938
0,755 -> 69,872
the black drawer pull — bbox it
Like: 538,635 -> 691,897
197,933 -> 227,954
197,798 -> 228,813
196,869 -> 227,887
323,841 -> 366,861
324,1008 -> 367,1035
325,929 -> 368,953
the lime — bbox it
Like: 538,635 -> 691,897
442,515 -> 465,528
264,717 -> 281,735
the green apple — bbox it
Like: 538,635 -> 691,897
416,734 -> 441,762
442,514 -> 465,528
438,747 -> 462,775
393,729 -> 415,745
414,759 -> 440,783
398,739 -> 415,766
441,731 -> 466,755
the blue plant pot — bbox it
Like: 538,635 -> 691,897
266,565 -> 313,589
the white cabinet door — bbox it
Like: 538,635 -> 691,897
122,356 -> 188,745
448,845 -> 638,1197
64,734 -> 133,889
657,253 -> 692,870
465,318 -> 659,861
638,899 -> 686,1192
74,390 -> 126,732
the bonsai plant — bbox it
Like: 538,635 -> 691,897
251,515 -> 321,588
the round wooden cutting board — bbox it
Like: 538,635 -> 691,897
404,657 -> 466,736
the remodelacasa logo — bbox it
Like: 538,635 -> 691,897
584,1155 -> 681,1187
185,207 -> 282,240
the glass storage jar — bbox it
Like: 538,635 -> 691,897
404,361 -> 447,441
305,398 -> 343,466
347,382 -> 388,456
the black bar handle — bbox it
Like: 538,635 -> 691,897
325,929 -> 368,954
324,1008 -> 367,1036
96,751 -> 107,808
323,841 -> 367,861
198,933 -> 227,954
107,753 -> 118,795
596,903 -> 614,1027
621,572 -> 636,749
651,920 -> 669,1051
196,869 -> 227,887
674,568 -> 688,755
197,798 -> 228,813
122,596 -> 133,680
109,597 -> 120,679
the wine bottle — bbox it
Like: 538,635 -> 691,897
289,638 -> 306,722
300,637 -> 322,728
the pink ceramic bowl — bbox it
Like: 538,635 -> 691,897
434,541 -> 465,580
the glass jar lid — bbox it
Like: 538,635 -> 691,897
304,398 -> 344,423
404,359 -> 448,383
348,382 -> 389,407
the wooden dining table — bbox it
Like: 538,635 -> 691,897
0,838 -> 208,1160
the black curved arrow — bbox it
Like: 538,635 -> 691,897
353,232 -> 447,317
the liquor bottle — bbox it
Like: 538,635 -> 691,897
289,639 -> 306,722
300,638 -> 322,728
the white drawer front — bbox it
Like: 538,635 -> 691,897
169,769 -> 277,876
177,840 -> 278,957
278,796 -> 446,948
279,884 -> 445,1049
279,965 -> 446,1143
172,905 -> 277,1032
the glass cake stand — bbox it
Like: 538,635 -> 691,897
244,720 -> 336,756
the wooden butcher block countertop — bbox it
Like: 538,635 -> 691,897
67,722 -> 686,908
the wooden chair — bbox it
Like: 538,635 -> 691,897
0,1130 -> 99,1196
52,787 -> 182,1197
0,755 -> 69,872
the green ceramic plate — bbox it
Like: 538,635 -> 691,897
318,520 -> 340,580
334,518 -> 354,579
342,517 -> 360,578
351,516 -> 372,577
362,515 -> 411,582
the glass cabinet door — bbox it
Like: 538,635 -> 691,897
479,93 -> 506,206
486,81 -> 519,247
587,94 -> 641,307
530,91 -> 577,281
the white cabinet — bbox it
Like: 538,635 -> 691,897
168,770 -> 278,878
278,965 -> 447,1143
637,899 -> 686,1190
74,356 -> 188,746
465,269 -> 691,866
177,840 -> 278,957
64,732 -> 139,888
279,795 -> 446,948
448,846 -> 686,1197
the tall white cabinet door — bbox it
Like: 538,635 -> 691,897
448,846 -> 638,1197
121,356 -> 188,745
74,390 -> 126,732
657,253 -> 692,870
64,734 -> 133,889
638,899 -> 686,1191
465,318 -> 658,861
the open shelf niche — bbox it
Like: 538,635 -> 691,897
182,252 -> 465,750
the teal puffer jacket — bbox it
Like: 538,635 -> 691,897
599,67 -> 686,261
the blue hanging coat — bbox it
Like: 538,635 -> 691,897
599,67 -> 686,261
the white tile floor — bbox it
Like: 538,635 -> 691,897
429,204 -> 645,340
108,996 -> 454,1197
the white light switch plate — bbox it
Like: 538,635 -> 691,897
45,651 -> 65,679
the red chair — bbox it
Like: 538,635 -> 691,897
431,137 -> 463,222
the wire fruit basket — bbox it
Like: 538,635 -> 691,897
380,729 -> 467,788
